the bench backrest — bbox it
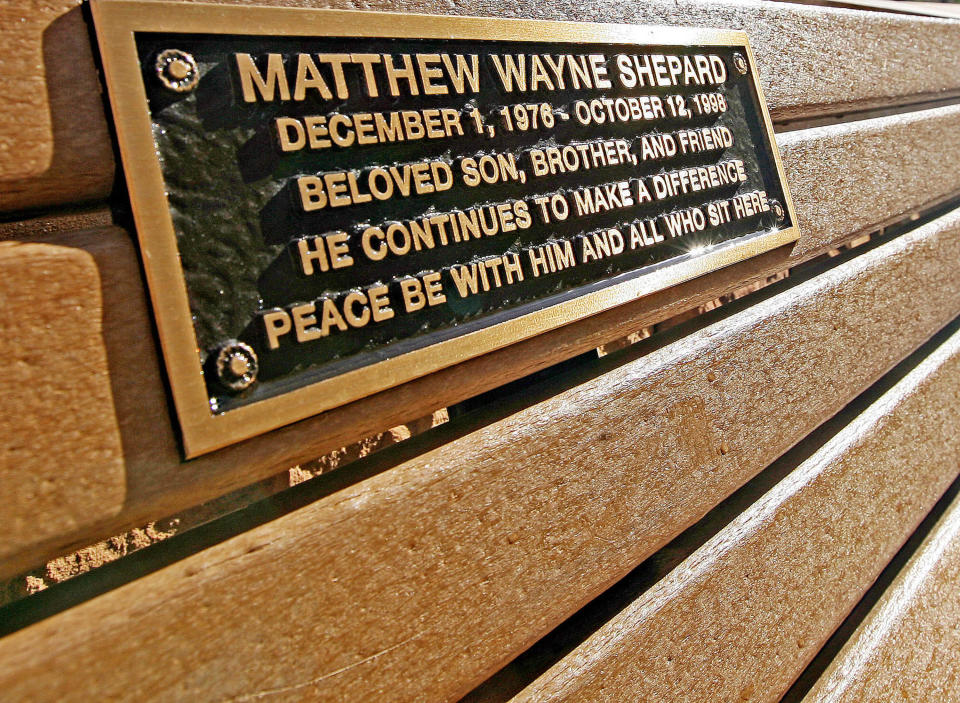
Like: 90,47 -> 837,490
3,1 -> 960,700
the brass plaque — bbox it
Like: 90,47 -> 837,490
91,0 -> 799,457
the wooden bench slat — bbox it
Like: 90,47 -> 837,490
0,235 -> 128,560
781,105 -> 960,258
788,0 -> 960,21
508,316 -> 960,703
0,1 -> 114,213
803,487 -> 960,702
5,0 -> 960,213
4,106 -> 960,581
2,203 -> 960,702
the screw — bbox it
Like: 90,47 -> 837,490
156,49 -> 199,92
213,340 -> 258,392
771,200 -> 786,222
732,53 -> 748,76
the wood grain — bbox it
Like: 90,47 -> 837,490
509,314 -> 960,703
2,204 -> 960,702
0,206 -> 112,240
4,106 -> 960,581
787,0 -> 960,21
0,236 -> 127,566
803,491 -> 960,703
5,0 -> 960,213
0,0 -> 114,212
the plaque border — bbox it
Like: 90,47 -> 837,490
90,0 -> 800,458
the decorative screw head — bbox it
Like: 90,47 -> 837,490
214,340 -> 258,392
733,53 -> 748,75
771,200 -> 786,221
167,60 -> 191,80
156,49 -> 199,92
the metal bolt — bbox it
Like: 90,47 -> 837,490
771,200 -> 786,221
167,59 -> 191,80
228,354 -> 251,377
156,49 -> 199,92
214,340 -> 258,392
732,53 -> 748,76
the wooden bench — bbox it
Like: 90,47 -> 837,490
3,0 -> 960,700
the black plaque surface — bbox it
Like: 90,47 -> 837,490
92,1 -> 799,456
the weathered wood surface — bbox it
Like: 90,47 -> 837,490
803,490 -> 960,703
0,207 -> 113,240
0,1 -> 114,212
508,320 -> 960,703
791,0 -> 960,20
4,0 -> 960,213
0,234 -> 128,569
3,106 -> 960,581
779,106 -> 960,259
2,205 -> 960,702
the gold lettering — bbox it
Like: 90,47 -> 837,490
361,227 -> 387,260
441,54 -> 480,93
351,53 -> 382,97
235,53 -> 289,102
325,231 -> 354,269
320,297 -> 349,335
276,117 -> 305,151
294,54 -> 332,101
304,116 -> 330,149
296,236 -> 329,275
383,54 -> 419,97
400,277 -> 426,312
317,54 -> 351,99
292,303 -> 322,343
263,309 -> 292,349
416,54 -> 447,95
344,291 -> 371,327
369,284 -> 394,322
423,271 -> 446,306
297,176 -> 326,211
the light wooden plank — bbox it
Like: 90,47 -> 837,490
3,105 -> 960,581
803,491 -> 960,702
2,201 -> 960,703
0,1 -> 114,212
0,235 -> 128,566
785,0 -> 960,21
5,0 -> 960,213
508,316 -> 960,703
778,106 -> 960,259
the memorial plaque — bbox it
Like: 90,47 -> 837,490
91,0 -> 799,457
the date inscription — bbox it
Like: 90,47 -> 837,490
94,4 -> 798,454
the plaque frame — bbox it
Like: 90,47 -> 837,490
91,0 -> 799,458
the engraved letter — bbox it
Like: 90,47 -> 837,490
235,53 -> 290,102
263,309 -> 293,349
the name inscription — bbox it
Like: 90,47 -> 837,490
92,2 -> 797,455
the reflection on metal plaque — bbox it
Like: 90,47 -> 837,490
91,0 -> 799,457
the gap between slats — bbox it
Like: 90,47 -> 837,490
461,314 -> 960,702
